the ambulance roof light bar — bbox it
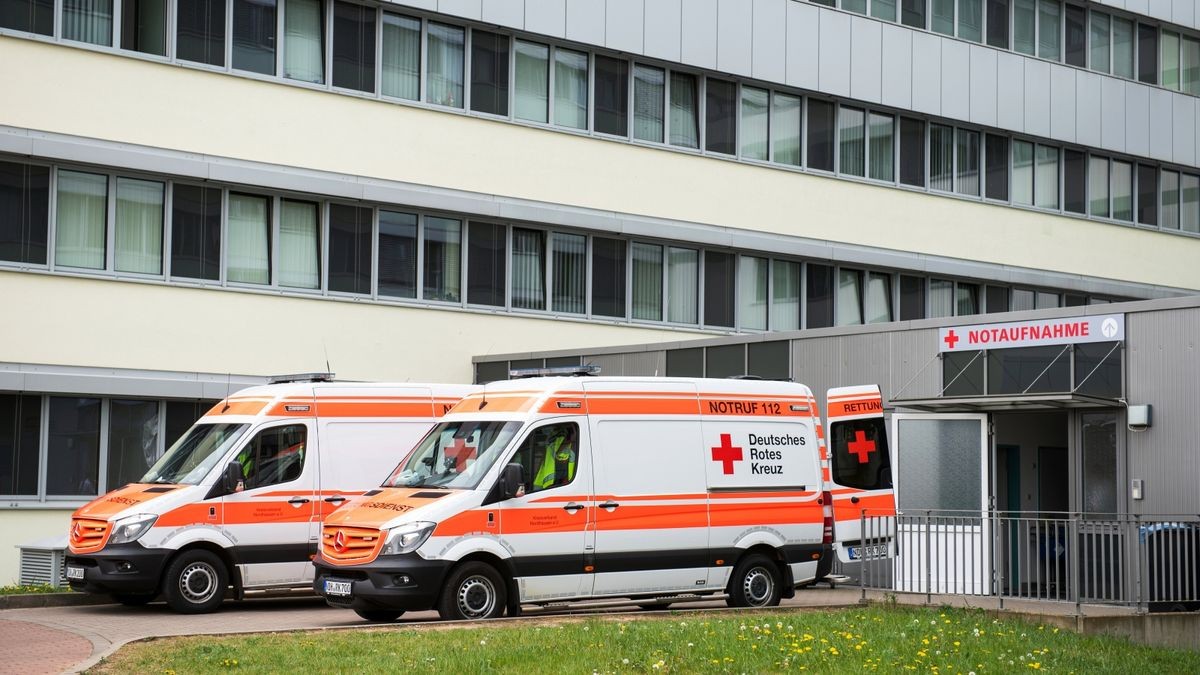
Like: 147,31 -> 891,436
509,365 -> 602,379
268,372 -> 337,384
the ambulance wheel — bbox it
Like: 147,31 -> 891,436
112,593 -> 156,606
354,609 -> 404,622
726,554 -> 782,608
163,549 -> 227,614
438,562 -> 507,621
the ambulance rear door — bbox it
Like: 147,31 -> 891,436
824,385 -> 895,564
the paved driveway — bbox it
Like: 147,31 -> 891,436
0,588 -> 860,674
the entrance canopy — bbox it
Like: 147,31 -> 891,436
891,393 -> 1121,412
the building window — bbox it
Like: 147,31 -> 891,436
666,247 -> 698,324
901,0 -> 925,29
839,106 -> 865,177
865,271 -> 892,324
107,399 -> 160,490
177,0 -> 225,66
738,255 -> 768,330
1089,156 -> 1110,218
377,209 -> 417,298
114,177 -> 164,275
633,65 -> 666,143
705,78 -> 737,155
465,220 -> 504,305
806,263 -> 834,329
1182,173 -> 1200,234
1137,164 -> 1157,226
470,31 -> 509,116
985,134 -> 1009,201
1112,160 -> 1133,222
1161,170 -> 1179,230
1138,23 -> 1158,84
47,397 -> 101,496
1035,291 -> 1059,309
669,72 -> 699,149
511,228 -> 546,310
704,250 -> 735,328
959,0 -> 983,42
740,86 -> 769,160
930,124 -> 953,192
929,278 -> 953,318
956,129 -> 980,196
771,259 -> 800,331
63,0 -> 113,46
55,170 -> 107,271
899,274 -> 925,320
1064,3 -> 1086,67
514,40 -> 550,123
1012,288 -> 1035,310
1013,140 -> 1034,205
594,55 -> 629,137
227,193 -> 271,285
327,204 -> 370,294
985,285 -> 1009,313
279,199 -> 320,289
772,92 -> 802,167
986,0 -> 1009,48
1162,30 -> 1181,90
382,13 -> 421,100
0,160 -> 49,265
122,0 -> 168,56
1063,149 -> 1086,215
1183,36 -> 1200,95
631,242 -> 662,321
899,117 -> 925,188
868,113 -> 894,182
1038,0 -> 1061,60
1013,0 -> 1035,55
931,0 -> 953,37
836,268 -> 863,326
748,341 -> 790,380
1,0 -> 53,34
1035,145 -> 1059,210
552,233 -> 586,315
807,99 -> 835,172
332,1 -> 376,93
170,184 -> 220,281
591,237 -> 626,318
0,394 -> 41,496
422,216 -> 461,302
1113,17 -> 1134,79
554,48 -> 588,130
232,0 -> 276,74
1089,11 -> 1110,74
956,281 -> 980,315
666,348 -> 703,377
284,0 -> 324,83
426,22 -> 464,108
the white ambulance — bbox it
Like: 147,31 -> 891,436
312,373 -> 894,622
65,376 -> 478,613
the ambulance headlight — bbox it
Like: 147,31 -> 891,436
380,522 -> 436,556
109,514 -> 158,545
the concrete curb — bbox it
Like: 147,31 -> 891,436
0,592 -> 114,610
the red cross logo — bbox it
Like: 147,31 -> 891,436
444,437 -> 475,471
333,529 -> 348,554
848,430 -> 877,464
711,434 -> 743,475
943,329 -> 960,349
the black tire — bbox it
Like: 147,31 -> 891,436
355,609 -> 405,622
637,602 -> 672,611
162,549 -> 228,614
437,562 -> 507,621
726,553 -> 782,609
112,593 -> 156,606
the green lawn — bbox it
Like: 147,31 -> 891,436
93,605 -> 1199,674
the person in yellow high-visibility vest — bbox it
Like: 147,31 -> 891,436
532,426 -> 576,490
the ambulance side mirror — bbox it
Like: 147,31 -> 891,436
218,462 -> 242,496
498,463 -> 525,501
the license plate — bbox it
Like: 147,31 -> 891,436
848,543 -> 889,561
66,566 -> 85,580
324,580 -> 352,597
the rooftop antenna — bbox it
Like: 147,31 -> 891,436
323,341 -> 332,377
221,372 -> 232,412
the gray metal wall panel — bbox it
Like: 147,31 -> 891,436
394,0 -> 436,10
1125,82 -> 1151,158
1147,0 -> 1172,21
910,31 -> 941,115
605,0 -> 643,53
643,0 -> 682,61
564,0 -> 601,43
791,338 -> 842,415
996,51 -> 1024,130
527,0 -> 567,38
717,0 -> 753,77
850,16 -> 883,104
1177,95 -> 1198,165
1101,77 -> 1126,152
887,329 -> 942,401
482,0 -> 525,28
1126,307 -> 1200,515
818,9 -> 852,97
785,0 -> 820,90
1049,64 -> 1076,143
438,0 -> 482,20
1123,0 -> 1147,15
837,334 -> 891,399
681,0 -> 719,70
623,350 -> 666,375
968,45 -> 997,127
941,39 -> 970,121
1023,59 -> 1051,138
583,353 -> 627,376
1174,0 -> 1196,27
1075,71 -> 1103,148
751,0 -> 787,84
880,24 -> 912,110
1148,88 -> 1175,161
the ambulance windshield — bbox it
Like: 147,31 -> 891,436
142,423 -> 249,485
386,421 -> 522,490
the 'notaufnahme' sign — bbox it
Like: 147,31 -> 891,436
938,314 -> 1124,353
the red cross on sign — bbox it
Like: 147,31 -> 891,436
444,437 -> 475,471
943,329 -> 960,349
711,433 -> 743,475
847,430 -> 876,464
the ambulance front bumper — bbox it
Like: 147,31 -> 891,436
312,553 -> 451,612
65,543 -> 169,595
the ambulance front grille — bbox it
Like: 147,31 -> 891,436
321,526 -> 383,564
68,517 -> 110,554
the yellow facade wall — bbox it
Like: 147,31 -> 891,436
0,508 -> 72,586
1,37 -> 1198,291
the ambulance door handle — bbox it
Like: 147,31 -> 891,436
562,503 -> 584,514
850,497 -> 861,505
288,497 -> 311,506
324,496 -> 346,504
598,501 -> 620,510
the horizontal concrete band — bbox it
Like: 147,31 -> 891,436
0,362 -> 266,399
0,125 -> 1187,302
